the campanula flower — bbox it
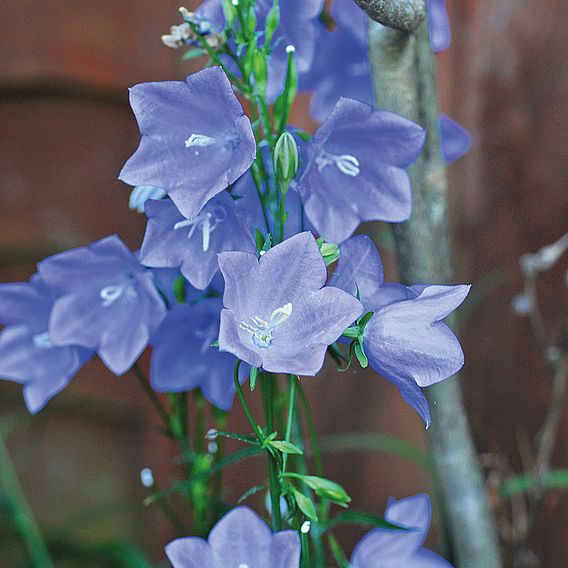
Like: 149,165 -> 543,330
151,299 -> 245,410
0,275 -> 92,414
196,0 -> 324,101
38,235 -> 166,376
351,493 -> 453,567
439,114 -> 472,164
428,0 -> 451,53
364,285 -> 470,426
119,67 -> 256,221
140,193 -> 255,290
165,506 -> 300,567
218,232 -> 363,374
296,98 -> 425,243
303,0 -> 373,121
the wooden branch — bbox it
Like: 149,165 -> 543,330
354,0 -> 426,32
367,20 -> 503,568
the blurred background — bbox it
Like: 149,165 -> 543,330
1,1 -> 567,566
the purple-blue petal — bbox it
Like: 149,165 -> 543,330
439,114 -> 472,164
428,0 -> 451,52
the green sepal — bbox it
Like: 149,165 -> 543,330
290,487 -> 318,521
250,366 -> 259,391
358,311 -> 375,327
255,228 -> 266,253
210,340 -> 219,348
354,341 -> 368,368
173,275 -> 187,304
261,233 -> 273,254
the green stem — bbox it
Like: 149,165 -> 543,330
301,527 -> 311,568
144,476 -> 186,537
282,375 -> 297,473
132,363 -> 172,435
0,434 -> 54,568
262,373 -> 282,531
233,361 -> 264,441
297,382 -> 323,477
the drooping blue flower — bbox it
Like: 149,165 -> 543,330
296,98 -> 425,243
439,114 -> 472,164
218,232 -> 363,375
428,0 -> 451,53
303,0 -> 373,121
119,67 -> 256,221
151,298 -> 245,411
0,275 -> 92,414
165,506 -> 300,568
38,235 -> 167,376
364,285 -> 470,426
196,0 -> 324,101
351,493 -> 453,567
140,193 -> 255,291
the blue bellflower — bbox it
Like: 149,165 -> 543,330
439,114 -> 472,164
218,232 -> 363,375
119,67 -> 256,221
165,506 -> 300,567
38,235 -> 167,376
151,298 -> 245,411
303,0 -> 373,121
196,0 -> 324,101
351,494 -> 453,567
428,0 -> 451,53
0,275 -> 92,414
297,98 -> 425,243
140,193 -> 255,290
331,236 -> 469,426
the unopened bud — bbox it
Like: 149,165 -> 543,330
140,467 -> 154,488
300,520 -> 311,534
265,5 -> 280,46
319,242 -> 340,266
206,428 -> 219,440
274,132 -> 299,184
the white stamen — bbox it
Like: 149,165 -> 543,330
316,150 -> 360,177
100,284 -> 125,306
173,206 -> 227,252
140,468 -> 154,488
184,133 -> 216,148
239,304 -> 293,349
33,331 -> 52,349
301,520 -> 311,534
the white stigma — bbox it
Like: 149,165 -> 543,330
286,44 -> 296,53
239,303 -> 292,349
316,150 -> 360,177
33,331 -> 52,349
301,520 -> 311,534
184,133 -> 216,149
174,206 -> 227,252
100,280 -> 138,307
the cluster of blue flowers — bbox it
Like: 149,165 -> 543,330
0,0 -> 471,565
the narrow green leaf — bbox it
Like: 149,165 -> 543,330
501,469 -> 568,498
354,341 -> 368,368
269,440 -> 304,455
324,510 -> 407,532
285,474 -> 350,505
291,487 -> 318,521
238,484 -> 268,504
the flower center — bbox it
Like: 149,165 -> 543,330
316,149 -> 360,177
173,205 -> 228,252
184,130 -> 241,156
99,277 -> 138,307
33,331 -> 52,349
239,303 -> 292,349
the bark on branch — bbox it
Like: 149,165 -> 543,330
367,19 -> 503,568
354,0 -> 426,32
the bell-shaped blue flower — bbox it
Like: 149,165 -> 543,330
119,67 -> 256,221
0,275 -> 92,413
151,298 -> 245,411
165,506 -> 300,567
218,232 -> 363,375
140,193 -> 255,290
296,98 -> 425,243
439,114 -> 472,164
38,235 -> 167,376
303,0 -> 373,121
364,285 -> 470,426
351,493 -> 453,567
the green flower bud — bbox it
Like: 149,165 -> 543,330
252,50 -> 268,95
265,3 -> 280,46
274,132 -> 299,184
